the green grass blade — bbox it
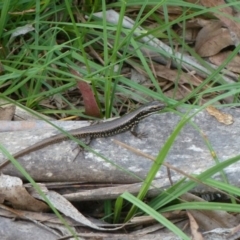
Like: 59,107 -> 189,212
122,192 -> 190,240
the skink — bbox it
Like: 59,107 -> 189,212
0,100 -> 165,170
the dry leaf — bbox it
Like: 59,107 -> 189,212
187,211 -> 204,240
206,106 -> 234,125
209,51 -> 240,74
200,0 -> 240,46
0,174 -> 48,212
164,86 -> 190,100
36,190 -> 123,231
69,67 -> 101,118
230,223 -> 240,239
0,102 -> 15,120
195,21 -> 233,57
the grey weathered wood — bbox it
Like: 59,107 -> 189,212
0,108 -> 239,194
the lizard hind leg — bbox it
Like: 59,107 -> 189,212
130,125 -> 147,139
72,135 -> 92,161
